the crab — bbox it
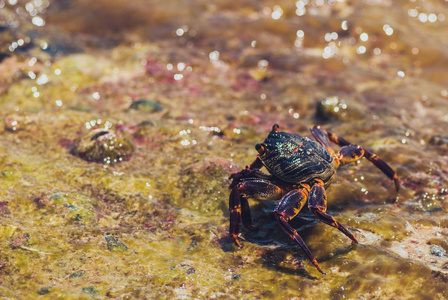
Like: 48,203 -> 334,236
228,124 -> 399,274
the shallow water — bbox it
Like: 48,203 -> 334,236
1,0 -> 448,299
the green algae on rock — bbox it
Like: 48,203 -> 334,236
178,157 -> 239,213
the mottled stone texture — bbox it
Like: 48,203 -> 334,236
1,0 -> 448,299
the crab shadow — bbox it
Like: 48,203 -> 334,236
219,200 -> 359,278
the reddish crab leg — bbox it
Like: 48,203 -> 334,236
229,178 -> 284,247
308,180 -> 358,244
311,126 -> 400,191
363,149 -> 400,191
274,188 -> 326,275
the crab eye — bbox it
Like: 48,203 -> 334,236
255,143 -> 266,155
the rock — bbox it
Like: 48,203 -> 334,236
10,233 -> 30,249
428,135 -> 448,146
69,270 -> 85,279
105,236 -> 128,252
81,287 -> 99,296
431,245 -> 447,257
4,114 -> 36,132
71,128 -> 134,164
129,99 -> 163,113
37,287 -> 51,295
315,96 -> 366,122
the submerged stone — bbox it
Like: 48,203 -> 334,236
69,270 -> 86,279
129,99 -> 163,113
37,287 -> 51,295
10,233 -> 30,249
4,114 -> 36,132
70,128 -> 134,164
105,236 -> 128,252
429,135 -> 448,146
430,245 -> 447,257
315,96 -> 365,122
82,286 -> 99,296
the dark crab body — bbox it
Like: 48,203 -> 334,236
259,131 -> 336,187
228,124 -> 400,275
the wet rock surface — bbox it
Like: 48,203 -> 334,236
1,0 -> 448,299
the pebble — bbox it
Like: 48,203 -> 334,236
428,135 -> 448,146
70,128 -> 134,164
430,245 -> 447,257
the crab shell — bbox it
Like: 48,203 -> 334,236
257,131 -> 336,186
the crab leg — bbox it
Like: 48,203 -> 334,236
308,180 -> 358,244
310,126 -> 335,155
249,157 -> 264,170
229,165 -> 272,189
311,126 -> 400,191
274,188 -> 325,274
362,149 -> 399,191
229,179 -> 283,247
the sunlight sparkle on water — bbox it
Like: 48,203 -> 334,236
36,74 -> 49,85
295,0 -> 307,16
360,33 -> 368,41
322,43 -> 338,59
295,30 -> 304,47
177,63 -> 186,72
271,5 -> 283,20
209,51 -> 220,61
28,57 -> 37,66
174,74 -> 183,80
92,92 -> 100,100
176,28 -> 184,36
383,24 -> 393,35
325,32 -> 338,42
32,16 -> 45,26
357,46 -> 366,54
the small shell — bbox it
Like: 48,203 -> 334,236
71,128 -> 134,164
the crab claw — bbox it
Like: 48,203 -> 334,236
228,165 -> 252,189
